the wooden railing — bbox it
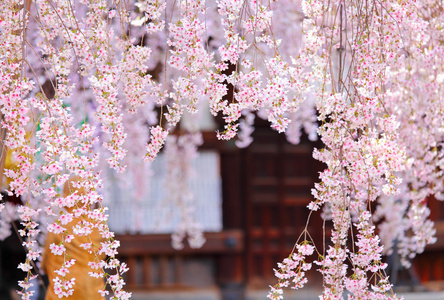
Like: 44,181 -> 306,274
115,230 -> 244,290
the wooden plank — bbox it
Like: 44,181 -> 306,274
283,177 -> 313,186
159,256 -> 168,287
127,256 -> 137,289
245,142 -> 254,281
250,228 -> 280,238
174,256 -> 184,285
221,152 -> 244,229
142,256 -> 151,288
433,254 -> 444,281
116,230 -> 243,256
251,177 -> 279,186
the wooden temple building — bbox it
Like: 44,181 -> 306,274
114,126 -> 444,297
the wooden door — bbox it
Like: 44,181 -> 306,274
244,129 -> 324,286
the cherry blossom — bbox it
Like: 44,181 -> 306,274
0,0 -> 442,299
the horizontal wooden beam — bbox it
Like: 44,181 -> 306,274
116,230 -> 244,256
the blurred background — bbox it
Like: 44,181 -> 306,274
2,123 -> 444,300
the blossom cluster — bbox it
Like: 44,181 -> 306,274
267,242 -> 314,300
0,0 -> 133,299
373,1 -> 444,266
269,0 -> 440,299
163,132 -> 205,249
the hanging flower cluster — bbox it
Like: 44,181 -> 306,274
267,242 -> 314,300
269,0 -> 441,299
373,0 -> 444,267
163,132 -> 205,250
